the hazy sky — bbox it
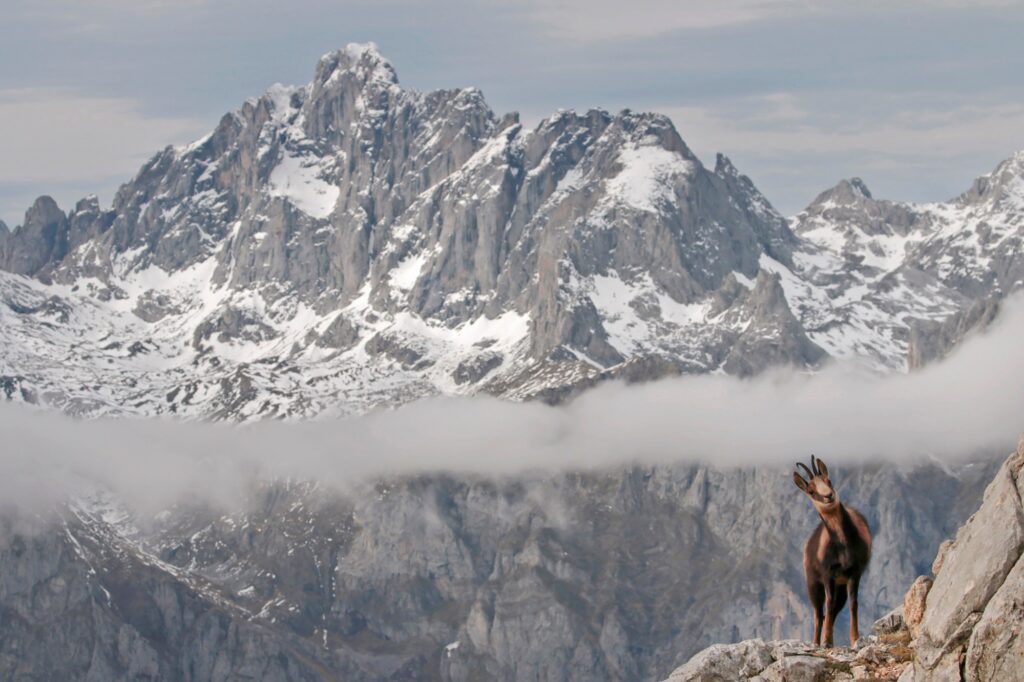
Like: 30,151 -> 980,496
1,0 -> 1023,227
4,294 -> 1023,513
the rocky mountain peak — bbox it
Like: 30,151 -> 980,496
793,174 -> 927,259
24,194 -> 64,226
713,152 -> 739,177
809,177 -> 874,209
846,177 -> 872,198
0,195 -> 68,276
958,148 -> 1024,208
73,194 -> 101,215
312,42 -> 399,94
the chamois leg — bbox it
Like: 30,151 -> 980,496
848,575 -> 860,647
822,580 -> 838,647
808,581 -> 824,646
829,583 -> 847,629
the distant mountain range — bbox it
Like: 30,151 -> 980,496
1,42 -> 1021,420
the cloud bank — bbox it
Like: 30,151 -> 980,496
3,296 -> 1024,514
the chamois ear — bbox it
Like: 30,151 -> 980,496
793,471 -> 810,492
814,456 -> 829,479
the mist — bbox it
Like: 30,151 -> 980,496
4,295 -> 1024,514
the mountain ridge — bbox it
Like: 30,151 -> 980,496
1,42 -> 1022,420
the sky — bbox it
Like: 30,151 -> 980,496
4,292 -> 1024,513
1,0 -> 1023,227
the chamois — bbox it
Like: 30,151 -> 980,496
792,456 -> 872,648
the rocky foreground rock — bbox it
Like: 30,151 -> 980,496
663,440 -> 1024,682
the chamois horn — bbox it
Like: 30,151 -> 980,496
796,462 -> 814,481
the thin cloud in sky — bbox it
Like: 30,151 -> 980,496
661,92 -> 1024,210
498,0 -> 1018,40
0,0 -> 1021,223
0,88 -> 205,185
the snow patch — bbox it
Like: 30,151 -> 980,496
268,152 -> 339,219
604,144 -> 693,213
391,253 -> 428,291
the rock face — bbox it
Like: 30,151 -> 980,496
665,442 -> 1024,682
1,44 -> 1022,420
909,440 -> 1024,681
0,457 -> 999,682
0,512 -> 331,681
907,297 -> 1001,369
0,196 -> 69,277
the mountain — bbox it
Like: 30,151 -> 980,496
2,43 -> 1021,420
0,457 -> 1000,681
789,153 -> 1024,371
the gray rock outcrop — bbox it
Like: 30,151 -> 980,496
0,196 -> 69,277
663,638 -> 905,682
908,440 -> 1024,681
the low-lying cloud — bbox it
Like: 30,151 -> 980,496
4,296 -> 1024,514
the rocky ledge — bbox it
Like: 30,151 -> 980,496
664,438 -> 1024,682
662,621 -> 913,681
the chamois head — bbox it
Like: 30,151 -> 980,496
793,455 -> 839,513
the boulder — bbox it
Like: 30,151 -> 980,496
873,606 -> 905,636
756,654 -> 828,682
903,576 -> 933,639
663,639 -> 774,681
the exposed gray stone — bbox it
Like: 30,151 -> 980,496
759,654 -> 828,682
0,196 -> 68,277
915,447 -> 1024,668
910,442 -> 1024,680
193,306 -> 280,349
908,297 -> 1000,370
365,331 -> 434,370
873,607 -> 905,636
315,313 -> 362,350
453,351 -> 503,384
663,638 -> 774,681
963,551 -> 1024,680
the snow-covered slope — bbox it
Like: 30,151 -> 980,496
788,154 -> 1024,370
1,44 -> 1021,419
